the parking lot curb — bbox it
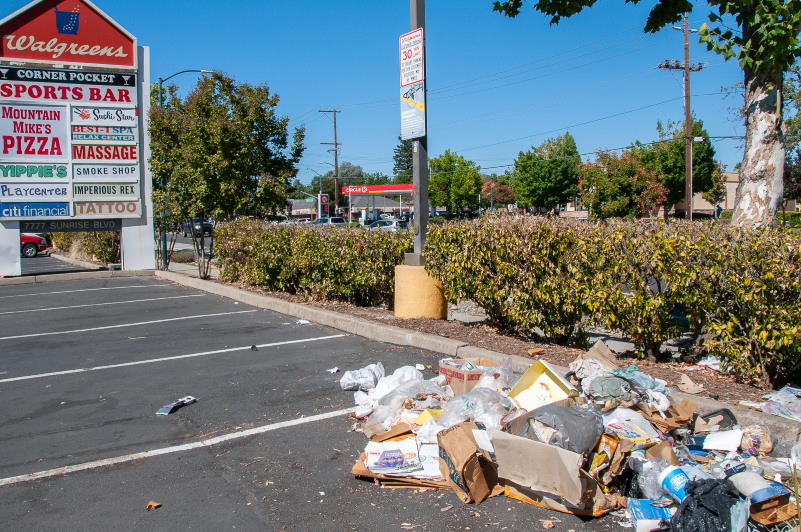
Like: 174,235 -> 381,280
156,269 -> 801,444
49,252 -> 104,271
0,269 -> 154,285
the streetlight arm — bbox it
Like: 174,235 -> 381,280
159,69 -> 214,85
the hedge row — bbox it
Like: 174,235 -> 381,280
424,216 -> 801,386
50,231 -> 120,264
214,219 -> 411,306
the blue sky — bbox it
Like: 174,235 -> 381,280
2,1 -> 745,183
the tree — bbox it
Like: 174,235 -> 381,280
786,147 -> 801,201
493,0 -> 801,226
428,150 -> 483,211
482,179 -> 515,206
786,61 -> 801,154
393,136 -> 414,184
150,73 -> 305,278
637,118 -> 718,212
578,151 -> 668,219
510,132 -> 579,212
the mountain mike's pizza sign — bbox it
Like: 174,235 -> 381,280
0,0 -> 141,221
0,0 -> 135,68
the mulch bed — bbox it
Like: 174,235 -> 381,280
221,280 -> 768,405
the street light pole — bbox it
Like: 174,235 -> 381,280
155,69 -> 214,269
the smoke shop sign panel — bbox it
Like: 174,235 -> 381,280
73,162 -> 138,182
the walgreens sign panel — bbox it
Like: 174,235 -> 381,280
0,0 -> 140,220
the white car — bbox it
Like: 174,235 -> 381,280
366,219 -> 408,232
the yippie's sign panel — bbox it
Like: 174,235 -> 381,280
0,0 -> 136,68
0,181 -> 69,201
0,162 -> 68,179
0,102 -> 68,161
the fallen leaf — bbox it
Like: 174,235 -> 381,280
527,348 -> 544,356
146,501 -> 161,511
677,374 -> 704,394
541,521 -> 555,530
440,505 -> 453,512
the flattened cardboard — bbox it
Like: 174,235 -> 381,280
638,397 -> 697,433
437,422 -> 496,504
578,340 -> 620,369
367,422 -> 414,442
491,429 -> 585,506
352,453 -> 449,489
645,441 -> 679,466
503,481 -> 623,517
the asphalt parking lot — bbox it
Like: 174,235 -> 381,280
21,254 -> 94,276
0,276 -> 614,531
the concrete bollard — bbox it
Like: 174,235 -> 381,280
394,264 -> 447,319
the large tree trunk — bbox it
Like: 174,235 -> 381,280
732,68 -> 785,227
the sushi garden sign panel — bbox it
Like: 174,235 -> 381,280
0,0 -> 154,275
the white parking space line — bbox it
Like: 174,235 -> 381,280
0,310 -> 258,341
0,406 -> 354,487
0,294 -> 205,316
0,284 -> 171,299
0,334 -> 346,383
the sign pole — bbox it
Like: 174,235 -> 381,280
407,0 -> 428,265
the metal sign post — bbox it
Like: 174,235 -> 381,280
401,0 -> 428,264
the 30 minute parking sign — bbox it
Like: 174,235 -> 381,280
399,28 -> 425,140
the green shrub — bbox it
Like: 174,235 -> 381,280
171,250 -> 195,263
425,216 -> 590,344
215,220 -> 411,306
49,231 -> 120,264
425,215 -> 801,385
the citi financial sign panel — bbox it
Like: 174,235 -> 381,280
0,0 -> 141,220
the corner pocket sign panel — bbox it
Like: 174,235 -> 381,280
0,0 -> 136,69
0,102 -> 68,162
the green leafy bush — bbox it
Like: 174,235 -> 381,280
215,219 -> 411,306
424,215 -> 801,385
50,231 -> 120,264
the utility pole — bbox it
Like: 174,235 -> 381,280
658,14 -> 702,219
409,0 -> 428,262
319,110 -> 341,214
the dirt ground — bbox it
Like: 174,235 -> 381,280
223,281 -> 768,405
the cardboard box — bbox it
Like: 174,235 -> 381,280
437,421 -> 497,504
438,358 -> 498,396
508,360 -> 578,411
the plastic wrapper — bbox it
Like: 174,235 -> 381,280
439,387 -> 512,430
629,456 -> 668,500
568,358 -> 611,381
643,389 -> 671,412
340,362 -> 385,391
474,361 -> 515,394
613,365 -> 667,394
585,375 -> 641,404
740,424 -> 772,455
514,404 -> 604,454
371,366 -> 424,400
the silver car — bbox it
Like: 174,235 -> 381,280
366,219 -> 408,232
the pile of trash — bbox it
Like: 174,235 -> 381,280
339,343 -> 801,531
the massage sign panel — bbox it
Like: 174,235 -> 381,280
0,0 -> 153,274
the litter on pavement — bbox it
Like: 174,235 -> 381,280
155,395 -> 197,415
339,345 -> 801,531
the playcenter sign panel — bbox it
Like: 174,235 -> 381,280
0,181 -> 68,201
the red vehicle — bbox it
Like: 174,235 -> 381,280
20,234 -> 47,258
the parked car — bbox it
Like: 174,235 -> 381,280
315,217 -> 346,226
20,233 -> 47,258
180,218 -> 213,237
366,219 -> 408,232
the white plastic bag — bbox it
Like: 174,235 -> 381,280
340,362 -> 385,391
